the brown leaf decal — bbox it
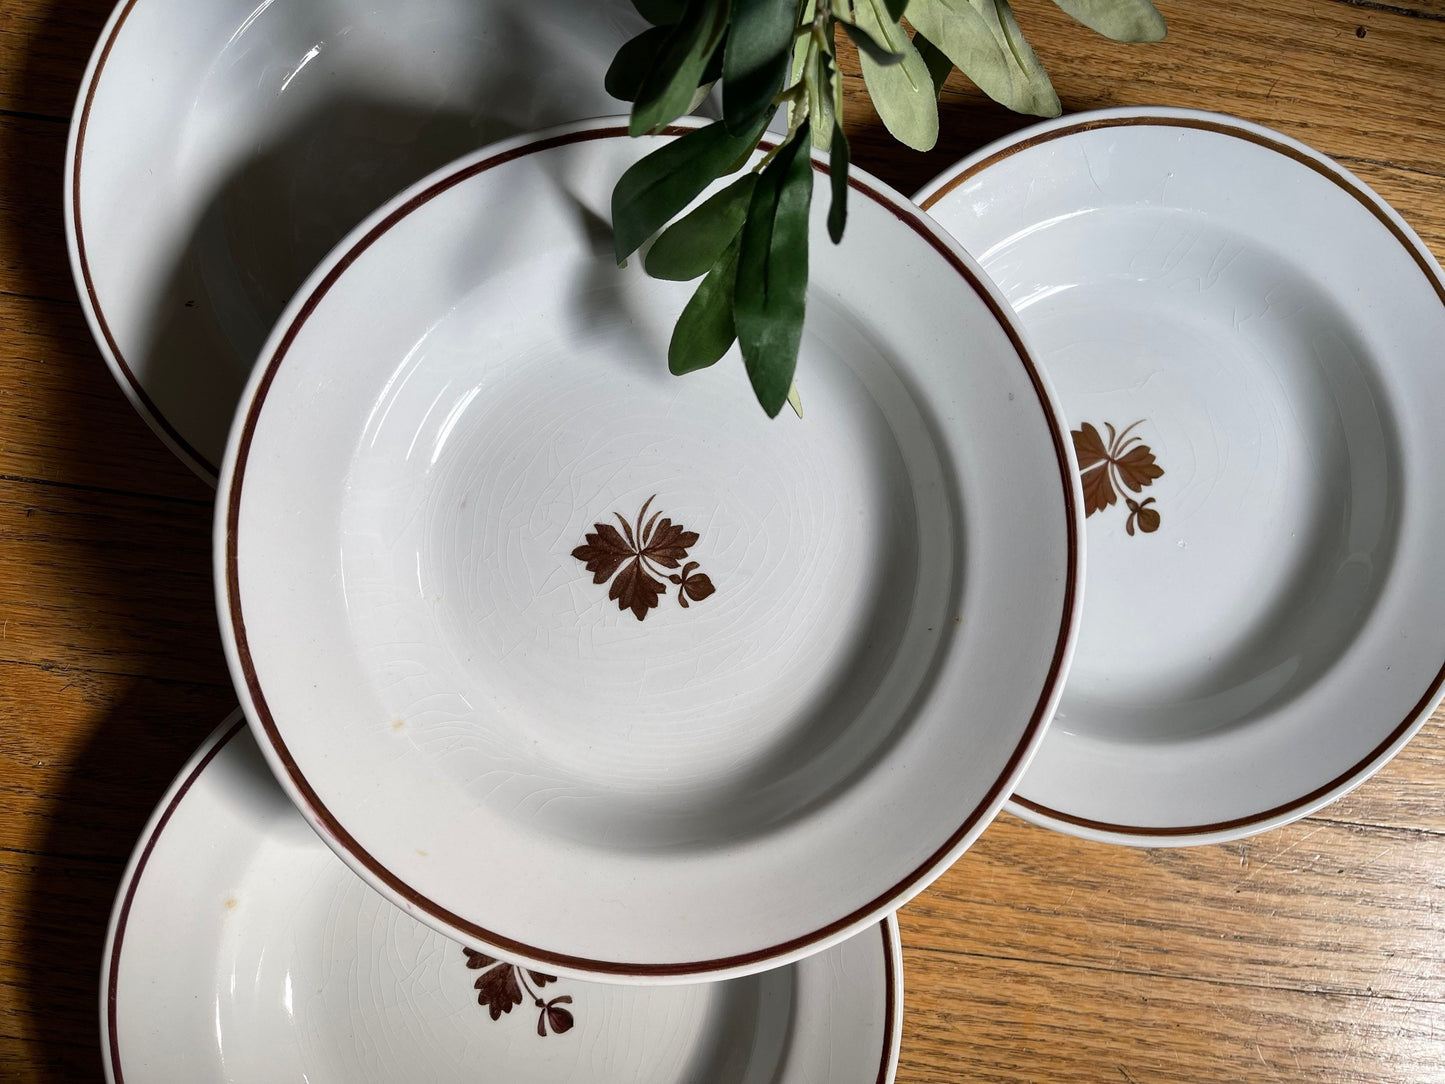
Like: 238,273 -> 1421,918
1126,497 -> 1160,536
669,561 -> 716,608
641,518 -> 699,568
609,557 -> 667,620
1072,420 -> 1165,537
573,497 -> 714,620
473,960 -> 523,1020
1072,422 -> 1110,472
540,996 -> 575,1036
462,950 -> 575,1037
571,523 -> 633,584
1080,459 -> 1118,517
462,948 -> 496,970
1114,443 -> 1164,493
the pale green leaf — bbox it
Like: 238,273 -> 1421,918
787,23 -> 809,130
853,0 -> 939,151
840,19 -> 905,66
1050,0 -> 1166,42
787,381 -> 803,418
906,0 -> 1060,117
808,47 -> 836,150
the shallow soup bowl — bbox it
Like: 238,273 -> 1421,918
917,107 -> 1445,844
217,117 -> 1082,982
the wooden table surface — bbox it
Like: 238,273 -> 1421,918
2,0 -> 1443,1079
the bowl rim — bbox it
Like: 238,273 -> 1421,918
66,0 -> 219,482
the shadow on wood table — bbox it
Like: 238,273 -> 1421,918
1,1 -> 234,1078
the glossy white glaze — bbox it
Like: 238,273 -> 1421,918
917,107 -> 1445,845
102,717 -> 902,1083
66,0 -> 671,480
216,119 -> 1081,981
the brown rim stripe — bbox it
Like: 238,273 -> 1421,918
105,722 -> 898,1079
72,0 -> 220,479
106,718 -> 246,1084
877,920 -> 897,1084
225,124 -> 1080,977
925,112 -> 1445,839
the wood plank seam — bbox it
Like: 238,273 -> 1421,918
1333,154 -> 1445,182
0,289 -> 79,307
1327,0 -> 1445,20
0,657 -> 231,691
0,473 -> 212,508
910,944 -> 1445,1003
1301,814 -> 1445,839
0,844 -> 126,867
0,107 -> 66,126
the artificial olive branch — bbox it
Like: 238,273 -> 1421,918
609,0 -> 1165,417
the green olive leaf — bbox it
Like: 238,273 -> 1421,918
670,236 -> 742,374
612,111 -> 775,263
807,45 -> 836,150
1050,0 -> 1165,41
905,0 -> 1059,117
853,0 -> 939,151
645,173 -> 758,280
827,120 -> 849,243
912,29 -> 954,97
632,0 -> 687,26
723,0 -> 798,133
839,19 -> 905,66
787,380 -> 803,418
702,32 -> 727,83
734,120 -> 814,417
787,21 -> 809,130
631,0 -> 731,136
606,26 -> 674,102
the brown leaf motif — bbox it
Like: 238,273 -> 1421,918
669,561 -> 716,608
1072,420 -> 1164,536
572,496 -> 713,620
463,948 -> 574,1037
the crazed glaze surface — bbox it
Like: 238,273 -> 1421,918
101,718 -> 902,1083
917,108 -> 1445,844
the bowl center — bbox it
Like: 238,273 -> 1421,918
337,284 -> 956,850
990,207 -> 1402,743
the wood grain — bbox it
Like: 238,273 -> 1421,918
0,0 -> 1442,1081
896,944 -> 1445,1083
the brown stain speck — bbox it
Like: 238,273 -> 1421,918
392,718 -> 406,730
225,897 -> 237,910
